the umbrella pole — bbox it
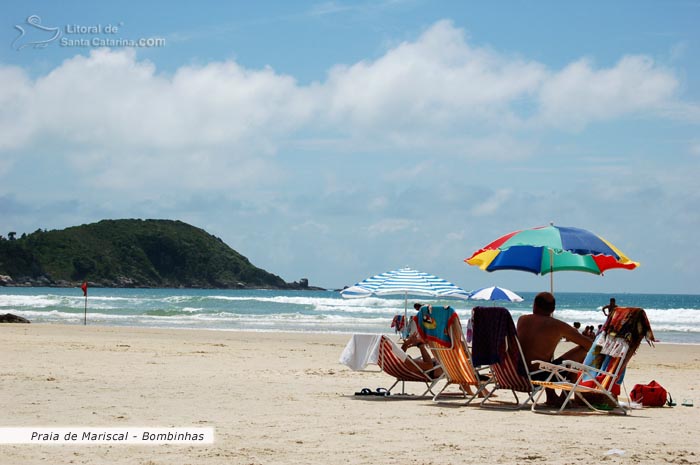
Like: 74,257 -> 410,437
403,291 -> 407,324
549,249 -> 554,295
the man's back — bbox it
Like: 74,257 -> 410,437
517,314 -> 589,370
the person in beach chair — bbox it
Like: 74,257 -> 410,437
374,332 -> 444,397
414,304 -> 490,403
530,306 -> 655,414
517,292 -> 593,407
470,306 -> 544,409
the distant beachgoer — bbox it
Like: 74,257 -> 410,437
582,326 -> 595,338
602,297 -> 617,316
573,322 -> 581,332
414,303 -> 423,311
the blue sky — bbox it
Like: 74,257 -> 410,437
1,1 -> 699,294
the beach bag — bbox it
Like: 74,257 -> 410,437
630,380 -> 669,407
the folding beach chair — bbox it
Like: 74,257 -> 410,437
531,307 -> 655,415
470,306 -> 543,409
414,305 -> 490,403
377,335 -> 442,397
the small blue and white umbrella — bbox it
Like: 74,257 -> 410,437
468,286 -> 523,303
341,267 -> 469,333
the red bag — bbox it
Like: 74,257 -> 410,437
630,380 -> 668,407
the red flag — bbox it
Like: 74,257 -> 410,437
81,281 -> 88,296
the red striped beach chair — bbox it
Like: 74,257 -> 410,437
377,335 -> 441,397
470,306 -> 543,409
531,307 -> 655,415
414,305 -> 490,403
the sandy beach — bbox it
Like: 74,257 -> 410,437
1,324 -> 698,465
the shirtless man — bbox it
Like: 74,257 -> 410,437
602,297 -> 617,317
517,291 -> 593,406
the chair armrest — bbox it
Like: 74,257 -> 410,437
532,360 -> 571,373
532,359 -> 582,382
560,360 -> 616,378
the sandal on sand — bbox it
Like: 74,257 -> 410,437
354,388 -> 373,396
375,387 -> 390,397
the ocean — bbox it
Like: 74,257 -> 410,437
1,287 -> 699,344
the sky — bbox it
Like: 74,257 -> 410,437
1,1 -> 699,295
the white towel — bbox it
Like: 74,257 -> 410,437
339,334 -> 382,370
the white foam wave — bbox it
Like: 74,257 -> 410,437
0,295 -> 66,308
0,293 -> 139,309
14,309 -> 388,324
644,308 -> 700,324
181,307 -> 204,313
207,294 -> 402,307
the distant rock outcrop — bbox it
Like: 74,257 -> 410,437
0,313 -> 30,323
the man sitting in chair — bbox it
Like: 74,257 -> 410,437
517,291 -> 592,406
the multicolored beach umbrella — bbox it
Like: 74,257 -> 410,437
465,224 -> 639,293
469,286 -> 523,303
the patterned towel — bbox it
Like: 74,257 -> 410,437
391,314 -> 405,332
599,307 -> 655,356
414,305 -> 459,347
578,307 -> 654,394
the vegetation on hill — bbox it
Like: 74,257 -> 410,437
0,219 -> 303,289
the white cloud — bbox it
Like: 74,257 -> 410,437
0,20 -> 693,196
537,56 -> 679,129
1,49 -> 313,193
323,20 -> 547,133
366,218 -> 415,235
292,220 -> 330,234
691,141 -> 700,156
0,65 -> 35,150
470,189 -> 513,216
367,196 -> 389,211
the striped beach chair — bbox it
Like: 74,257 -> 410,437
414,305 -> 489,403
531,307 -> 655,414
470,306 -> 543,409
377,335 -> 441,397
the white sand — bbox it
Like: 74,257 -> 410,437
1,324 -> 698,464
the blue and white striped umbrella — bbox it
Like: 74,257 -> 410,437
468,286 -> 523,302
341,267 -> 470,300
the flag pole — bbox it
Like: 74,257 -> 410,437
81,281 -> 88,325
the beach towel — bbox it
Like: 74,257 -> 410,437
471,306 -> 512,366
339,334 -> 382,370
578,307 -> 655,394
599,306 -> 655,356
391,314 -> 411,338
414,305 -> 459,347
391,314 -> 405,332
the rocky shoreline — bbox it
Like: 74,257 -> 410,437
0,274 -> 325,291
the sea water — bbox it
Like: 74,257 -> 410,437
1,287 -> 699,344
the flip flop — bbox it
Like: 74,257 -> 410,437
375,387 -> 390,397
354,388 -> 373,396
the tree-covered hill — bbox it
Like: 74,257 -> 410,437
0,219 -> 307,289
